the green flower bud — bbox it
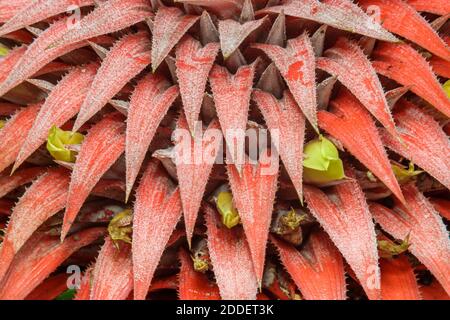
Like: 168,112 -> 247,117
303,135 -> 345,185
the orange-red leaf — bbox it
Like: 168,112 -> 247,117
317,38 -> 397,136
0,104 -> 40,173
132,160 -> 182,300
406,0 -> 450,15
175,35 -> 219,134
73,32 -> 151,132
15,63 -> 99,171
271,231 -> 346,300
209,62 -> 257,171
178,248 -> 221,300
62,113 -> 125,240
257,0 -> 397,42
380,255 -> 421,300
227,159 -> 278,283
0,167 -> 71,281
372,42 -> 450,118
25,273 -> 70,300
370,183 -> 450,295
379,99 -> 450,190
304,169 -> 381,300
174,116 -> 222,244
318,89 -> 404,203
253,89 -> 305,201
204,204 -> 258,300
125,74 -> 179,200
360,0 -> 450,61
0,228 -> 105,300
252,34 -> 317,131
151,6 -> 199,71
90,237 -> 133,300
0,166 -> 45,198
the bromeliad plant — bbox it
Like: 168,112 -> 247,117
0,0 -> 449,301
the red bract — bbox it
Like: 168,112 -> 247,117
380,255 -> 421,300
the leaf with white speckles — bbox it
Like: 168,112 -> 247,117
15,63 -> 99,171
62,113 -> 125,241
317,38 -> 397,137
379,99 -> 450,190
90,237 -> 133,300
227,158 -> 278,283
359,0 -> 450,61
0,167 -> 70,281
132,160 -> 182,300
271,231 -> 346,300
257,0 -> 397,42
0,167 -> 46,198
204,204 -> 258,300
174,116 -> 222,245
372,42 -> 450,119
253,89 -> 305,202
318,89 -> 404,204
175,35 -> 219,135
151,6 -> 199,71
370,183 -> 450,296
125,74 -> 179,201
73,33 -> 151,132
252,34 -> 317,131
304,168 -> 381,300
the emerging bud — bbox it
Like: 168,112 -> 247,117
0,44 -> 9,57
108,209 -> 133,248
271,208 -> 309,246
215,191 -> 240,229
392,162 -> 423,184
191,239 -> 211,273
0,120 -> 5,129
443,80 -> 450,99
46,126 -> 84,162
378,233 -> 411,259
303,135 -> 345,185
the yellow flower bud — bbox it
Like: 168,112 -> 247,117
46,126 -> 84,162
216,191 -> 240,229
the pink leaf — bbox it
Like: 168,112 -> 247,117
257,0 -> 397,42
204,204 -> 258,300
209,62 -> 257,171
0,0 -> 30,23
271,231 -> 346,300
151,6 -> 199,71
174,116 -> 222,245
62,113 -> 126,240
0,168 -> 70,281
50,0 -> 152,50
227,158 -> 279,283
0,227 -> 105,300
73,32 -> 151,132
0,0 -> 95,36
304,168 -> 381,300
252,34 -> 318,131
0,166 -> 46,198
175,35 -> 220,134
252,89 -> 305,201
219,17 -> 266,58
379,99 -> 450,190
125,74 -> 179,200
317,38 -> 397,137
15,63 -> 99,171
132,160 -> 182,300
174,0 -> 243,19
90,237 -> 133,300
370,183 -> 450,295
0,104 -> 40,173
372,42 -> 450,119
318,89 -> 404,204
